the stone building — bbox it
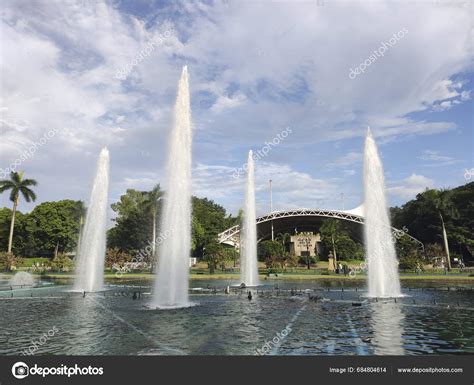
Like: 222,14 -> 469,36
287,232 -> 321,257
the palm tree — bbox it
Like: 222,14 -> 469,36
417,189 -> 459,271
143,184 -> 163,258
275,232 -> 291,247
0,171 -> 37,254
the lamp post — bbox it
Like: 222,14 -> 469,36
270,179 -> 274,241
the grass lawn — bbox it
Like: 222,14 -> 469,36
5,258 -> 472,283
20,258 -> 49,267
29,270 -> 473,282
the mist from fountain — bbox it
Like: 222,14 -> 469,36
363,128 -> 401,297
240,150 -> 259,287
152,66 -> 193,308
9,272 -> 35,288
73,147 -> 110,293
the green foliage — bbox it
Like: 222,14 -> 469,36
47,253 -> 74,272
395,235 -> 420,259
0,171 -> 37,203
106,190 -> 235,261
0,208 -> 33,255
258,240 -> 286,268
0,171 -> 38,253
221,247 -> 239,266
391,183 -> 474,264
298,255 -> 317,265
191,197 -> 234,260
0,200 -> 83,256
424,243 -> 445,266
398,255 -> 421,272
107,189 -> 152,252
396,236 -> 423,271
320,219 -> 363,260
142,185 -> 163,220
28,200 -> 84,255
285,252 -> 299,268
191,216 -> 206,253
203,241 -> 226,273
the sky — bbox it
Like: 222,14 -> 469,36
0,0 -> 473,219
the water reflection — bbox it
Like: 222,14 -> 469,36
370,301 -> 405,355
1,281 -> 472,355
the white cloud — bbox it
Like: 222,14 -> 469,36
418,150 -> 462,166
192,161 -> 336,215
327,152 -> 362,167
387,174 -> 435,199
0,0 -> 471,213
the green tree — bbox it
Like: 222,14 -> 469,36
191,197 -> 230,259
222,246 -> 239,268
416,189 -> 459,270
275,232 -> 291,248
28,200 -> 84,256
0,208 -> 33,256
108,189 -> 152,252
320,220 -> 342,265
424,243 -> 444,266
398,254 -> 419,272
203,240 -> 226,274
191,217 -> 206,254
0,171 -> 37,254
258,240 -> 285,268
391,183 -> 473,266
320,219 -> 363,263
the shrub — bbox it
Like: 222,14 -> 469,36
105,248 -> 133,270
47,253 -> 74,272
398,255 -> 420,272
0,252 -> 24,272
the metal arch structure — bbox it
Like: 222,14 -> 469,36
218,205 -> 425,252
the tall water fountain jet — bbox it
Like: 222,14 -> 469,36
74,147 -> 110,292
153,66 -> 192,308
364,128 -> 401,297
240,150 -> 259,287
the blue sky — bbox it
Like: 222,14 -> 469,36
0,0 -> 472,218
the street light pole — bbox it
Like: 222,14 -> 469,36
270,179 -> 274,241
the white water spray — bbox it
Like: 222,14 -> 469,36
153,66 -> 193,308
363,128 -> 401,297
74,147 -> 109,292
240,150 -> 259,287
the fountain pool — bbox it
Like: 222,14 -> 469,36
1,279 -> 472,355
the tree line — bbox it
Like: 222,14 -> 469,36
1,171 -> 472,271
0,173 -> 239,267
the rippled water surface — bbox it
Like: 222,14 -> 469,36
0,279 -> 472,355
